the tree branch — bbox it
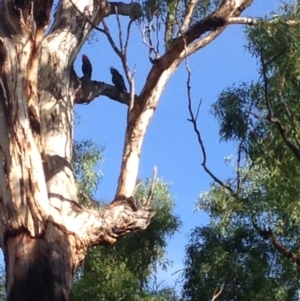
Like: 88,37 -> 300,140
107,2 -> 142,19
48,197 -> 155,255
114,0 -> 253,200
180,0 -> 198,33
74,78 -> 133,105
227,16 -> 300,25
185,54 -> 235,195
186,27 -> 225,56
139,0 -> 253,103
211,284 -> 224,301
260,50 -> 300,161
252,219 -> 300,267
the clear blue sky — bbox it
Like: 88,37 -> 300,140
74,0 -> 289,288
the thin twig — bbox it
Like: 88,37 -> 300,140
101,20 -> 122,57
182,27 -> 236,194
211,284 -> 224,301
101,17 -> 135,121
185,63 -> 235,193
115,7 -> 124,52
138,20 -> 160,62
144,166 -> 157,206
124,20 -> 134,52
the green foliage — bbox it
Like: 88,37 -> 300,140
70,180 -> 181,301
139,0 -> 222,47
182,223 -> 300,301
72,140 -> 104,207
183,3 -> 300,300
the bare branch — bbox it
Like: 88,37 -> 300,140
138,20 -> 161,63
185,57 -> 235,194
252,219 -> 300,267
101,12 -> 135,121
115,8 -> 124,51
180,0 -> 199,33
74,77 -> 136,106
144,166 -> 158,206
165,0 -> 179,50
227,16 -> 257,25
187,27 -> 225,55
227,16 -> 300,26
211,284 -> 224,301
124,19 -> 134,52
115,0 -> 253,200
101,20 -> 123,57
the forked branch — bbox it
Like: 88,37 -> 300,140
115,0 -> 253,201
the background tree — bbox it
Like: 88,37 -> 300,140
0,0 -> 260,300
71,180 -> 181,301
70,140 -> 181,301
182,2 -> 300,300
182,222 -> 300,301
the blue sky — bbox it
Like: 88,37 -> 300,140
74,1 -> 288,288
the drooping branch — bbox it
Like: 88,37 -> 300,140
184,53 -> 236,195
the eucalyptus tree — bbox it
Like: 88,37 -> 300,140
0,0 -> 259,300
182,2 -> 300,300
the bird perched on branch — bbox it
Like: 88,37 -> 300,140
82,55 -> 92,79
110,67 -> 127,93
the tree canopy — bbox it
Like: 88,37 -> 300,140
182,2 -> 300,300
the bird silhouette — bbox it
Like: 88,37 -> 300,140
110,67 -> 127,93
82,55 -> 92,79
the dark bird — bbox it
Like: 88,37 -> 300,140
110,67 -> 127,93
82,55 -> 92,79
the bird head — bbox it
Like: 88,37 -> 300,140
110,67 -> 116,74
82,55 -> 89,61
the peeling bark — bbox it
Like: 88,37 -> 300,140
0,0 -> 153,299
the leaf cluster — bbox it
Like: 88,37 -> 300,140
72,140 -> 104,207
